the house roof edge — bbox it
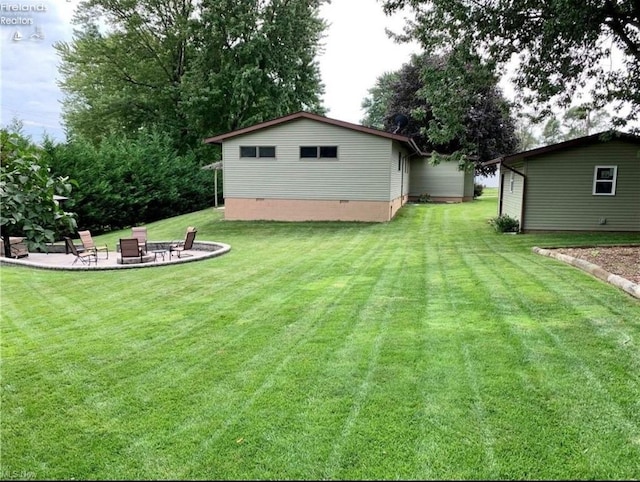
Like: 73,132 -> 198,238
483,130 -> 640,166
203,111 -> 418,148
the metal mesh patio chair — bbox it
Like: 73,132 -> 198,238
119,238 -> 143,263
131,226 -> 148,253
169,227 -> 197,258
64,237 -> 98,266
78,230 -> 109,259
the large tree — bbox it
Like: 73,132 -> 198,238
361,52 -> 518,176
55,0 -> 327,148
382,0 -> 640,128
183,0 -> 327,135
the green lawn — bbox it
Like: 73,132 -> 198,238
2,189 -> 639,480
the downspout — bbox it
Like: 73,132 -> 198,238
499,173 -> 504,215
400,154 -> 405,204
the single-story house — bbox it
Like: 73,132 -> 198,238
484,131 -> 640,232
204,111 -> 474,222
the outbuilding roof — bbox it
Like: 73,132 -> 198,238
203,111 -> 427,155
484,130 -> 640,166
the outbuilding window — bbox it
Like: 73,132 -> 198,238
300,146 -> 338,159
240,146 -> 276,158
592,165 -> 617,195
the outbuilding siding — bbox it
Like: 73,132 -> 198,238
391,143 -> 411,199
223,118 -> 398,202
207,111 -> 474,222
463,168 -> 475,199
523,141 -> 640,231
499,162 -> 525,221
409,158 -> 473,200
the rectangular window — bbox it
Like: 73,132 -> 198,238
509,171 -> 515,193
300,146 -> 318,158
300,146 -> 338,159
240,146 -> 256,158
258,146 -> 276,158
240,146 -> 276,158
398,152 -> 402,171
319,146 -> 338,158
593,165 -> 617,195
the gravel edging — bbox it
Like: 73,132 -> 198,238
533,246 -> 640,299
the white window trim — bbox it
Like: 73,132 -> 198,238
509,171 -> 514,193
592,165 -> 618,196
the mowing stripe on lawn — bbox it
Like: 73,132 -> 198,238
2,194 -> 639,480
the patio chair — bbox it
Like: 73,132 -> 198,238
119,238 -> 143,263
131,226 -> 147,253
169,227 -> 197,258
64,237 -> 97,266
78,230 -> 109,259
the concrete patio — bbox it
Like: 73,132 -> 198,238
0,240 -> 231,271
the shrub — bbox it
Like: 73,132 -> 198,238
45,130 -> 214,232
417,192 -> 431,203
473,183 -> 484,198
489,214 -> 519,233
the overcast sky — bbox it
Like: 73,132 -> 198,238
0,0 -> 420,142
318,0 -> 420,123
0,0 -> 75,140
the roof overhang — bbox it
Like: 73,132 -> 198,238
483,130 -> 640,167
203,111 -> 427,157
201,161 -> 222,170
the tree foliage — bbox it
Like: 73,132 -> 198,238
360,72 -> 399,130
0,127 -> 77,256
361,52 -> 519,176
52,0 -> 328,230
513,106 -> 613,149
43,130 -> 214,233
55,0 -> 327,148
183,0 -> 327,135
382,0 -> 640,127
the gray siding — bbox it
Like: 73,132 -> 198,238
523,141 -> 640,231
222,118 -> 398,202
463,168 -> 475,198
500,162 -> 525,220
391,144 -> 411,199
409,158 -> 468,197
